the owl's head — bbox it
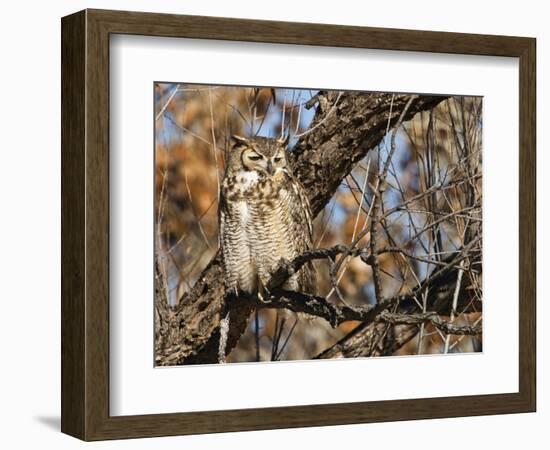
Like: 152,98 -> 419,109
229,135 -> 289,176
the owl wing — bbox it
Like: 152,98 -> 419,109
286,172 -> 316,295
218,194 -> 233,287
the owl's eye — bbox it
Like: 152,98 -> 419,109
248,154 -> 263,161
274,157 -> 282,163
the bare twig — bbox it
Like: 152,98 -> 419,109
444,258 -> 465,353
293,92 -> 343,138
155,84 -> 180,121
208,88 -> 221,198
367,96 -> 416,302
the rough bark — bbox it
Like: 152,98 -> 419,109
155,92 -> 448,366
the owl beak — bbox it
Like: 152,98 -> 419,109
267,160 -> 275,175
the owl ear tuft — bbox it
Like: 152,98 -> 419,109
231,135 -> 249,147
278,134 -> 290,147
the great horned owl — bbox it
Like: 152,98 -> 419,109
219,135 -> 316,299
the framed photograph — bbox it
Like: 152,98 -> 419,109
61,9 -> 536,441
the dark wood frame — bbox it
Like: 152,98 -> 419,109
61,8 -> 536,441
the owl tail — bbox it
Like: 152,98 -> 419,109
218,311 -> 230,364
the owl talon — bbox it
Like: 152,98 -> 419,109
257,291 -> 271,304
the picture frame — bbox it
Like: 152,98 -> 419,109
61,8 -> 536,441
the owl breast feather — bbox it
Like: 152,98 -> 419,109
221,169 -> 310,296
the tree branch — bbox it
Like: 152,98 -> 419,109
379,311 -> 482,336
